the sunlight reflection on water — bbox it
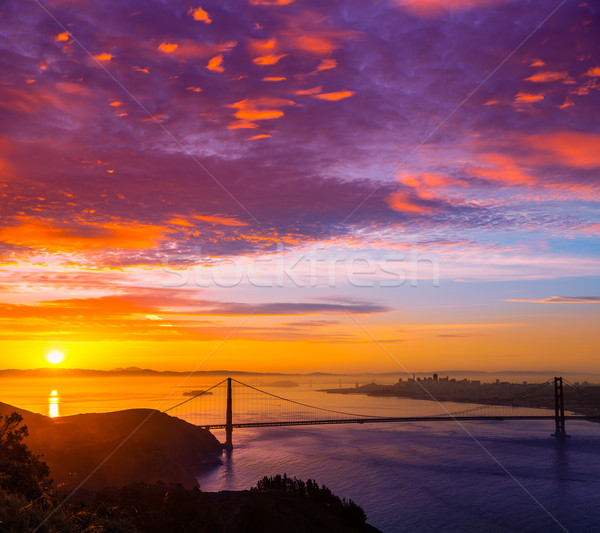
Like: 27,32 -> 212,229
49,389 -> 59,418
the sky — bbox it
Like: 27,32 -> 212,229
0,0 -> 598,373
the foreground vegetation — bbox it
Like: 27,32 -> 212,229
0,412 -> 378,532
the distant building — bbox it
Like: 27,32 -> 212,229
433,373 -> 438,382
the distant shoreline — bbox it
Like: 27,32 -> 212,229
2,367 -> 598,380
322,377 -> 600,418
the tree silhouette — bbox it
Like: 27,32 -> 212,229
0,412 -> 51,501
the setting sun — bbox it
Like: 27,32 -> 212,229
46,350 -> 64,365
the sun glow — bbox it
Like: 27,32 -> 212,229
47,350 -> 64,365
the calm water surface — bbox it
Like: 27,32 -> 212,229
4,375 -> 600,532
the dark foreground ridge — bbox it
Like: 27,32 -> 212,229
0,410 -> 380,532
0,402 -> 222,490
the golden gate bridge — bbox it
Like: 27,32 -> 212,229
163,377 -> 600,448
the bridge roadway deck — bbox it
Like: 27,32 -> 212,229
201,415 -> 596,429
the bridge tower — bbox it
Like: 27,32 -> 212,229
552,376 -> 568,439
225,377 -> 233,449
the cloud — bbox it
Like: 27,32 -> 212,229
0,218 -> 164,252
387,172 -> 468,213
513,92 -> 544,104
158,42 -> 178,53
194,215 -> 248,227
506,296 -> 600,304
523,132 -> 600,168
524,71 -> 572,83
93,53 -> 112,61
229,97 -> 295,121
316,58 -> 336,71
387,191 -> 431,213
392,0 -> 511,17
250,0 -> 295,5
0,289 -> 390,343
583,66 -> 600,77
276,10 -> 361,55
206,54 -> 224,72
312,91 -> 355,101
0,0 -> 597,279
196,300 -> 390,316
188,7 -> 212,24
253,54 -> 287,65
474,153 -> 535,185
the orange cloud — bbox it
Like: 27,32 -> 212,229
312,90 -> 355,101
227,121 -> 259,130
530,59 -> 546,67
253,54 -> 287,65
399,173 -> 468,198
93,53 -> 112,61
109,101 -> 123,107
316,58 -> 337,71
0,219 -> 164,252
206,54 -> 224,72
524,132 -> 600,167
235,109 -> 283,120
278,12 -> 360,55
158,42 -> 178,53
293,35 -> 338,55
558,99 -> 574,110
524,71 -> 572,83
389,173 -> 469,212
513,92 -> 544,104
167,218 -> 195,227
250,0 -> 294,4
248,134 -> 272,140
475,153 -> 535,185
230,97 -> 295,121
188,6 -> 212,23
584,66 -> 600,77
194,215 -> 248,226
296,86 -> 322,95
55,32 -> 69,42
248,38 -> 277,54
387,191 -> 429,213
262,77 -> 286,82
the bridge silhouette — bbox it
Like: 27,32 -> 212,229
164,377 -> 600,448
